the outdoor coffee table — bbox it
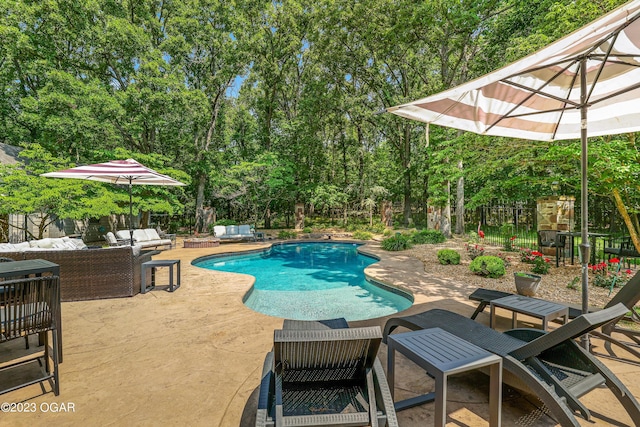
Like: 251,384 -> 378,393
387,327 -> 502,426
490,294 -> 568,331
141,260 -> 181,293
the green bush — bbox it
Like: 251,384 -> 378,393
352,231 -> 373,240
437,249 -> 460,265
381,234 -> 412,251
303,227 -> 312,233
370,222 -> 387,234
215,219 -> 237,226
277,230 -> 298,239
411,229 -> 446,244
469,256 -> 506,278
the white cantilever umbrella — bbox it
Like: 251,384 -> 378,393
388,0 -> 640,348
42,159 -> 185,245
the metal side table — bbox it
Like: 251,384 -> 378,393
387,327 -> 502,426
490,295 -> 568,331
141,260 -> 181,293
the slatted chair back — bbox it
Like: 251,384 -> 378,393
0,276 -> 59,342
509,303 -> 628,360
274,327 -> 382,383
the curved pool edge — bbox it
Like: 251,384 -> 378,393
191,239 -> 417,321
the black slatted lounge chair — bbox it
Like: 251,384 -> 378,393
470,270 -> 640,359
256,319 -> 398,427
383,303 -> 640,427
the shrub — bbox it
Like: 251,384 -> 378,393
467,231 -> 480,244
383,228 -> 393,237
464,243 -> 485,260
411,229 -> 446,244
381,234 -> 412,251
277,230 -> 298,239
352,230 -> 373,240
303,227 -> 312,233
469,256 -> 506,278
370,222 -> 387,234
531,255 -> 552,274
215,219 -> 237,226
437,249 -> 460,265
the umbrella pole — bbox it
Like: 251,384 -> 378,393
579,58 -> 590,350
129,180 -> 134,246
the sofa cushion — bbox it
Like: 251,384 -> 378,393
14,242 -> 31,251
144,229 -> 161,240
213,225 -> 226,237
133,229 -> 150,242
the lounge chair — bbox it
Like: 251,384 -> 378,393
104,232 -> 129,246
469,270 -> 640,359
383,303 -> 640,426
256,318 -> 398,427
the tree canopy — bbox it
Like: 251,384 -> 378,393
1,0 -> 638,242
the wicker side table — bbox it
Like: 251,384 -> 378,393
183,238 -> 221,248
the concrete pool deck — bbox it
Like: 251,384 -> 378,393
1,238 -> 639,426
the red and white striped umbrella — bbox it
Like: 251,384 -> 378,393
41,158 -> 185,186
42,159 -> 185,244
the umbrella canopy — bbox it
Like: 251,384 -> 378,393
387,0 -> 640,348
42,159 -> 185,245
388,0 -> 640,141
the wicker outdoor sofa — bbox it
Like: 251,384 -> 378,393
0,246 -> 155,301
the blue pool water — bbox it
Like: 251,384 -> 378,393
194,242 -> 413,321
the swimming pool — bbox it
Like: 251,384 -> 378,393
194,242 -> 413,321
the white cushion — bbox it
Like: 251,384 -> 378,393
116,230 -> 131,240
226,225 -> 239,235
70,239 -> 87,250
0,243 -> 15,251
144,229 -> 161,240
32,238 -> 53,248
213,225 -> 226,237
64,241 -> 78,250
14,241 -> 31,250
133,229 -> 149,242
239,225 -> 253,235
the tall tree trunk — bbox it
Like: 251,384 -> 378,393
455,159 -> 465,234
195,173 -> 207,232
194,89 -> 226,232
612,188 -> 640,252
402,125 -> 412,226
441,180 -> 452,237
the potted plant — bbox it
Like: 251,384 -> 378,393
514,272 -> 542,296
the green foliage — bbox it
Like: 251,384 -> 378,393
531,256 -> 552,274
469,256 -> 506,278
464,243 -> 485,260
303,227 -> 312,233
215,219 -> 237,226
277,230 -> 298,240
437,249 -> 460,265
352,231 -> 372,240
411,229 -> 446,244
383,228 -> 393,237
381,234 -> 412,251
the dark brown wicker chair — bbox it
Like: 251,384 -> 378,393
0,275 -> 60,395
383,303 -> 640,427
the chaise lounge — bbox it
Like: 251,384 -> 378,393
383,303 -> 640,427
468,269 -> 640,359
256,318 -> 398,427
